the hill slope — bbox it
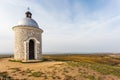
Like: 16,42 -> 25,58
0,54 -> 120,80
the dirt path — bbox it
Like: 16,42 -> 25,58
0,58 -> 64,71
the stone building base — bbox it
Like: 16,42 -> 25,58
9,58 -> 43,63
22,59 -> 43,63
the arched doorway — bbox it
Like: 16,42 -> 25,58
29,39 -> 35,60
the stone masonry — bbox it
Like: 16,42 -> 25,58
12,26 -> 43,61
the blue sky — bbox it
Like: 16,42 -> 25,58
0,0 -> 120,53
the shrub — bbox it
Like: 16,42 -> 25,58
25,68 -> 32,73
31,71 -> 42,77
9,59 -> 22,62
10,67 -> 21,71
0,72 -> 12,80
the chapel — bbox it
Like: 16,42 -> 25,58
12,10 -> 43,62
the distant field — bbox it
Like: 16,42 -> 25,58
1,53 -> 120,66
43,54 -> 120,66
0,54 -> 13,58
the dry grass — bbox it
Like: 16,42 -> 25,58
0,54 -> 120,80
43,54 -> 120,66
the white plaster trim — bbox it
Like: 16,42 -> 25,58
26,37 -> 40,44
24,37 -> 40,60
24,42 -> 27,61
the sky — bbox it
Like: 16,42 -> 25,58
0,0 -> 120,54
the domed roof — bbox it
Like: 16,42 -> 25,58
18,18 -> 39,28
17,11 -> 39,28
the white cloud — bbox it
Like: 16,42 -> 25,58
0,0 -> 120,53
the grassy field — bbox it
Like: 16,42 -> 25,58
0,53 -> 120,80
43,54 -> 120,65
43,54 -> 120,77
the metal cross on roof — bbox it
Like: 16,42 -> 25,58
27,7 -> 30,11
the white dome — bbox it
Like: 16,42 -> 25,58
18,18 -> 39,28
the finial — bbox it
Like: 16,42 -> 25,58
25,7 -> 32,18
27,7 -> 30,11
